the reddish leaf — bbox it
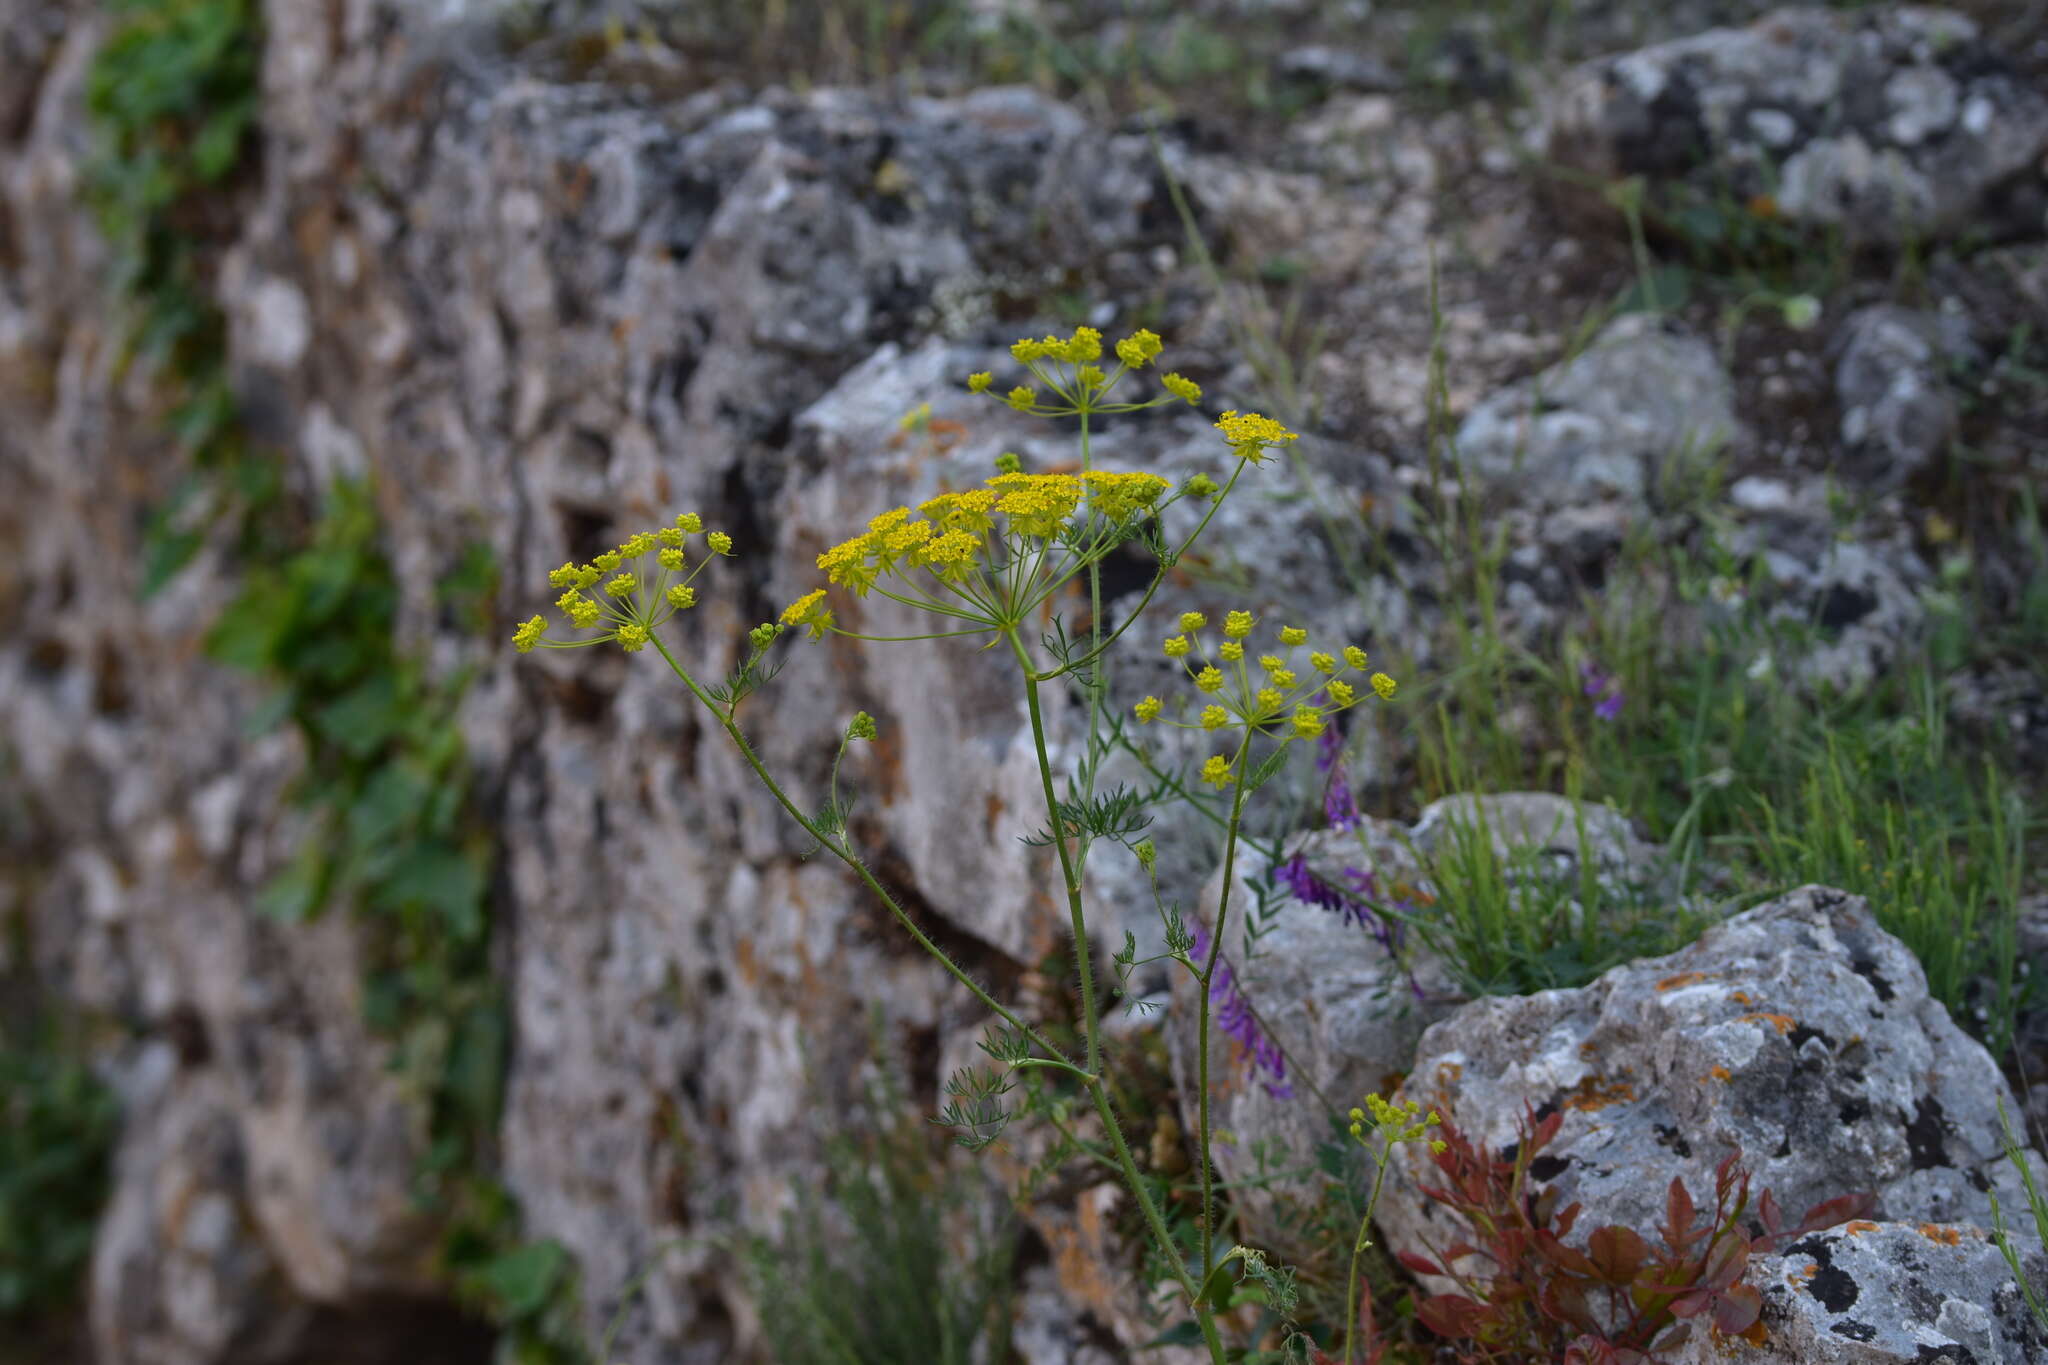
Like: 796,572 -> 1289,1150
1699,1232 -> 1749,1291
1586,1225 -> 1651,1286
1664,1177 -> 1695,1245
1539,1276 -> 1601,1333
1668,1288 -> 1713,1320
1398,1250 -> 1446,1278
1536,1229 -> 1597,1277
1791,1189 -> 1877,1239
1533,1109 -> 1565,1149
1415,1293 -> 1487,1340
1756,1187 -> 1784,1239
1711,1283 -> 1763,1335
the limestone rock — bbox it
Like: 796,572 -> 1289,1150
1378,887 -> 2048,1308
1452,314 -> 1743,508
1832,304 -> 1972,487
1544,7 -> 2048,245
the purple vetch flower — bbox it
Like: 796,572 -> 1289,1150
1315,704 -> 1345,775
1323,772 -> 1362,833
1580,659 -> 1625,722
1272,853 -> 1401,954
1188,922 -> 1292,1099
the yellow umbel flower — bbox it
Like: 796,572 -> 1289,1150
1163,635 -> 1192,658
1134,696 -> 1163,723
1327,679 -> 1356,706
603,574 -> 638,598
1310,651 -> 1336,674
1200,704 -> 1229,730
1006,386 -> 1037,412
1271,668 -> 1298,689
1223,611 -> 1254,639
918,529 -> 981,580
1214,409 -> 1298,463
620,532 -> 655,557
1179,611 -> 1207,632
675,512 -> 703,533
707,532 -> 733,555
991,472 -> 1083,537
1061,326 -> 1102,363
1258,654 -> 1285,674
1081,470 -> 1170,522
1291,708 -> 1324,739
564,595 -> 602,628
659,547 -> 686,571
548,562 -> 581,588
667,585 -> 696,609
513,616 -> 547,652
1219,642 -> 1244,663
1255,687 -> 1282,713
594,551 -> 622,572
617,624 -> 650,652
967,371 -> 993,393
781,588 -> 834,640
658,527 -> 685,548
1344,645 -> 1369,670
1370,672 -> 1397,699
1200,755 -> 1234,788
1279,625 -> 1308,646
1115,329 -> 1163,369
1195,667 -> 1225,693
1162,373 -> 1202,404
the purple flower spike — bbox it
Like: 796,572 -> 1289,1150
1189,923 -> 1292,1099
1324,773 -> 1362,833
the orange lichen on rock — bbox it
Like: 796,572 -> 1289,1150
1919,1224 -> 1963,1246
1657,971 -> 1714,991
1562,1074 -> 1637,1113
1703,1065 -> 1733,1083
1730,990 -> 1754,1005
1845,1220 -> 1881,1236
1738,1011 -> 1797,1035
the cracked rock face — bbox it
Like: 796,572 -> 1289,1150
1832,304 -> 1973,488
1544,6 -> 2048,245
1378,887 -> 2048,1308
1671,1221 -> 2048,1364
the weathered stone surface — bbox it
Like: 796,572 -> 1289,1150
1544,7 -> 2048,245
1832,304 -> 1971,487
1378,887 -> 2048,1306
1452,313 -> 1743,507
1670,1221 -> 2048,1364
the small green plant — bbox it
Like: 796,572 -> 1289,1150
515,323 -> 1405,1362
743,1104 -> 1017,1364
1989,1098 -> 2048,1334
0,1044 -> 118,1320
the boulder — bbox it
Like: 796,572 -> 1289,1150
1379,886 -> 2048,1351
1544,7 -> 2048,246
1832,304 -> 1972,488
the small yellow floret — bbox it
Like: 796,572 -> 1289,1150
967,371 -> 993,393
1327,680 -> 1356,706
1219,642 -> 1244,662
1006,386 -> 1037,412
513,615 -> 546,652
1162,373 -> 1202,404
1344,646 -> 1369,670
675,513 -> 703,533
1115,329 -> 1163,369
1179,612 -> 1207,633
603,574 -> 637,598
658,527 -> 685,547
1200,755 -> 1234,788
1163,635 -> 1192,658
1224,610 -> 1254,639
1271,669 -> 1298,689
548,563 -> 581,588
780,588 -> 833,640
1062,326 -> 1102,363
1200,705 -> 1229,730
1255,687 -> 1282,712
667,585 -> 696,609
1214,410 -> 1299,463
1311,651 -> 1336,674
707,532 -> 733,555
1292,708 -> 1324,738
617,624 -> 650,652
658,547 -> 686,571
595,551 -> 622,572
1258,654 -> 1285,674
620,532 -> 655,557
1077,365 -> 1106,390
1370,672 -> 1397,699
1279,625 -> 1308,646
1134,696 -> 1163,723
1195,667 -> 1225,693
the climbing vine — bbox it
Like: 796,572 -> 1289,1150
82,2 -> 582,1355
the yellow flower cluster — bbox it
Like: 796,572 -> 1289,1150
1214,410 -> 1299,465
809,468 -> 1171,606
1129,612 -> 1398,777
514,512 -> 724,654
966,325 -> 1205,418
1349,1093 -> 1445,1154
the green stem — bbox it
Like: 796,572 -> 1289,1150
1004,626 -> 1226,1363
1342,1134 -> 1397,1365
651,636 -> 1073,1070
1196,734 -> 1255,1280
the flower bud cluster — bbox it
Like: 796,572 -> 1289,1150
513,512 -> 728,654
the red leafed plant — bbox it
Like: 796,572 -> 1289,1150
1394,1105 -> 1875,1363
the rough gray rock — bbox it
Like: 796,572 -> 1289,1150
1544,7 -> 2048,245
1452,313 -> 1743,508
1378,887 -> 2048,1312
1670,1221 -> 2048,1365
1167,793 -> 1674,1246
1832,304 -> 1972,487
